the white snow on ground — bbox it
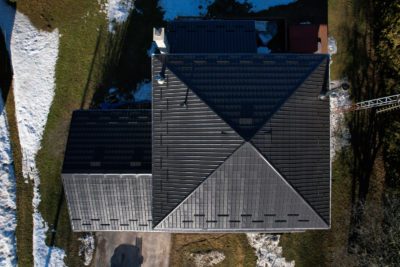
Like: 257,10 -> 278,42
247,234 -> 294,267
134,81 -> 152,102
78,233 -> 95,266
147,42 -> 157,57
0,0 -> 15,52
10,10 -> 66,266
328,38 -> 351,158
159,0 -> 213,20
0,93 -> 17,267
0,1 -> 18,265
159,0 -> 297,20
330,84 -> 351,158
101,0 -> 135,32
237,0 -> 297,12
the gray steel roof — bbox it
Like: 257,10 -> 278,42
62,110 -> 151,174
166,20 -> 257,54
63,173 -> 152,231
155,143 -> 327,231
152,53 -> 330,230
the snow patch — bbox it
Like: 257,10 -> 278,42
0,93 -> 17,267
330,83 -> 351,158
247,234 -> 294,267
10,10 -> 66,266
134,81 -> 151,103
101,0 -> 135,32
159,0 -> 213,20
238,0 -> 297,12
147,42 -> 157,57
79,233 -> 95,266
191,250 -> 225,267
0,0 -> 16,53
159,0 -> 297,20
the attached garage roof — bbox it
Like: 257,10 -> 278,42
62,109 -> 152,174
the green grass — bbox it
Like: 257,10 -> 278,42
5,88 -> 35,266
281,150 -> 356,266
15,0 -> 110,265
169,234 -> 257,267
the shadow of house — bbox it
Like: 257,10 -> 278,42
111,244 -> 143,267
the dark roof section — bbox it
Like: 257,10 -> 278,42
152,56 -> 244,225
166,20 -> 257,54
62,110 -> 152,174
289,25 -> 319,53
252,57 -> 330,223
165,54 -> 327,140
155,143 -> 328,230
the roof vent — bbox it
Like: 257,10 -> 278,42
155,72 -> 165,85
153,28 -> 169,54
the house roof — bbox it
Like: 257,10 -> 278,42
62,109 -> 152,174
152,53 -> 330,230
166,20 -> 257,53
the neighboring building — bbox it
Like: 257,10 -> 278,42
62,20 -> 331,232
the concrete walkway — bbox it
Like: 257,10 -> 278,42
93,232 -> 171,267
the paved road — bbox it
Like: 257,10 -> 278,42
93,232 -> 171,267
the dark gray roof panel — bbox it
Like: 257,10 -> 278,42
62,110 -> 151,174
166,20 -> 257,54
152,56 -> 244,225
165,54 -> 327,140
63,174 -> 152,231
155,143 -> 328,230
251,58 -> 330,223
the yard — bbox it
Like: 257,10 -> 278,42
4,0 -> 399,265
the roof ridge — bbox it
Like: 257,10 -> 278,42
153,141 -> 247,229
154,142 -> 328,230
164,58 -> 244,139
250,55 -> 329,140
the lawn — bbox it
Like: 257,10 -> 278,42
13,0 -> 110,265
280,0 -> 393,265
169,234 -> 257,267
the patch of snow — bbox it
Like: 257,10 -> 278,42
159,0 -> 297,21
191,251 -> 225,267
79,233 -> 95,266
328,36 -> 337,55
0,0 -> 16,53
134,81 -> 151,102
159,0 -> 213,20
330,83 -> 351,158
239,0 -> 297,12
0,92 -> 17,267
10,10 -> 66,266
257,46 -> 271,54
147,42 -> 157,57
247,234 -> 294,267
101,0 -> 135,32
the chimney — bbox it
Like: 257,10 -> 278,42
153,28 -> 169,54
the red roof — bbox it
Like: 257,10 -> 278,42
289,24 -> 319,53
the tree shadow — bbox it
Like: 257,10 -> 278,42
90,0 -> 164,108
0,1 -> 16,109
335,0 -> 392,253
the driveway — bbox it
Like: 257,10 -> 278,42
93,232 -> 171,267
